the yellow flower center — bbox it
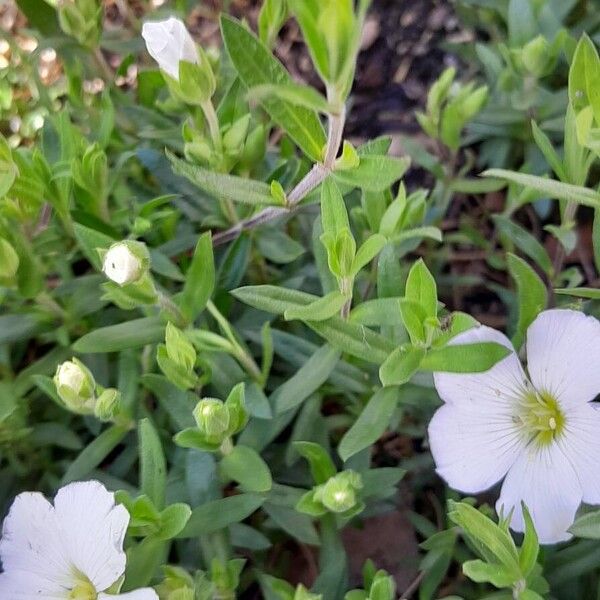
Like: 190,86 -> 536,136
69,578 -> 97,600
517,388 -> 565,446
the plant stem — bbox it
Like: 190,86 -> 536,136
212,103 -> 347,247
200,99 -> 222,151
206,300 -> 262,381
157,291 -> 186,327
93,47 -> 113,81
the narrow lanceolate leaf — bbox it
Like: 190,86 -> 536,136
232,285 -> 317,315
309,318 -> 395,364
554,287 -> 600,299
482,169 -> 600,208
247,83 -> 331,114
493,215 -> 553,276
284,290 -> 347,322
62,425 -> 128,485
420,342 -> 511,373
139,418 -> 167,509
168,151 -> 276,206
221,15 -> 326,161
338,387 -> 399,462
272,345 -> 340,413
350,297 -> 404,326
220,445 -> 272,492
333,156 -> 411,192
179,232 -> 215,322
73,317 -> 165,353
379,345 -> 426,386
507,253 -> 547,350
177,494 -> 266,537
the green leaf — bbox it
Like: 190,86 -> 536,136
294,441 -> 336,484
569,34 -> 600,125
62,426 -> 128,485
179,232 -> 215,322
168,151 -> 275,206
379,346 -> 425,386
531,121 -> 567,182
568,509 -> 600,539
519,504 -> 540,577
156,503 -> 192,540
139,418 -> 167,510
221,15 -> 326,161
321,178 -> 350,235
462,559 -> 517,588
220,444 -> 273,492
309,318 -> 394,363
248,83 -> 331,113
349,298 -> 404,326
284,291 -> 347,322
493,215 -> 553,276
333,156 -> 410,192
232,285 -> 316,315
554,287 -> 600,299
405,258 -> 438,320
73,223 -> 116,270
507,254 -> 547,350
448,501 -> 520,575
421,342 -> 511,373
338,387 -> 398,462
482,169 -> 600,209
73,317 -> 165,353
178,494 -> 266,537
272,345 -> 340,413
16,0 -> 60,36
351,234 -> 387,275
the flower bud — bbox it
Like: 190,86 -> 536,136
94,388 -> 121,421
157,566 -> 195,600
102,241 -> 147,286
315,470 -> 363,514
142,17 -> 198,81
54,359 -> 96,414
521,35 -> 554,77
193,399 -> 230,440
0,238 -> 19,285
157,323 -> 198,390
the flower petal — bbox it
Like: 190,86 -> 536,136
428,403 -> 526,494
433,324 -> 528,409
99,589 -> 159,600
0,571 -> 68,599
497,442 -> 582,544
526,309 -> 600,408
53,481 -> 129,592
557,403 -> 600,504
0,491 -> 73,593
429,324 -> 529,493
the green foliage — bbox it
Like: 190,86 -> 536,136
2,1 -> 600,598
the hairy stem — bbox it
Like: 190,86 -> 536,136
212,105 -> 346,247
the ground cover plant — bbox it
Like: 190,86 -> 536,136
2,0 -> 600,598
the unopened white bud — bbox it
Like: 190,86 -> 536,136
142,17 -> 197,80
102,242 -> 143,286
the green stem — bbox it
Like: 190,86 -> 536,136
157,291 -> 187,327
200,99 -> 222,151
315,513 -> 348,598
206,300 -> 262,382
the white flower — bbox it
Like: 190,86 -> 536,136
54,358 -> 96,413
428,309 -> 600,544
0,480 -> 158,599
141,17 -> 197,80
56,360 -> 87,392
103,242 -> 143,286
